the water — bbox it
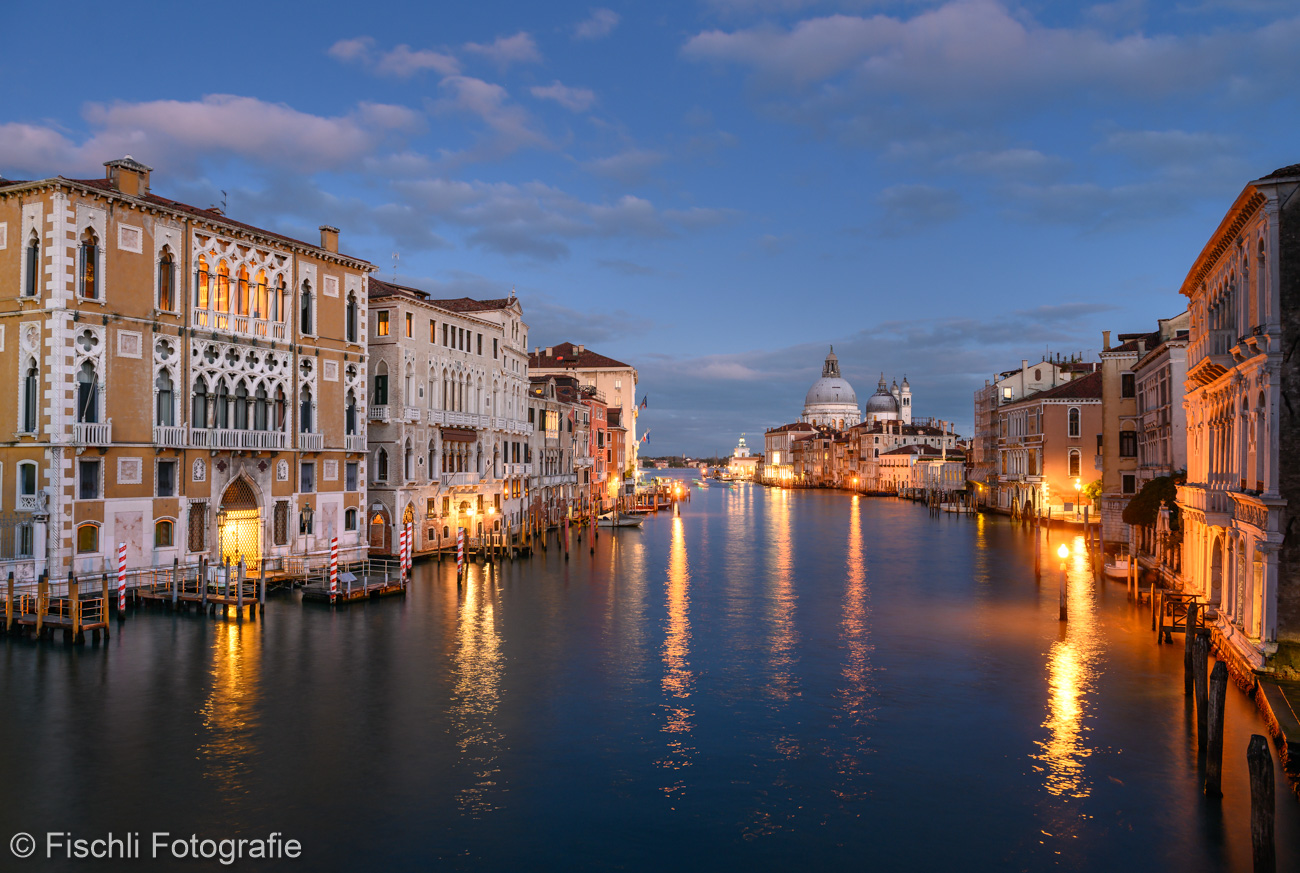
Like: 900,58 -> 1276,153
2,476 -> 1298,872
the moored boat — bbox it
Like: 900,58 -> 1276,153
597,512 -> 644,528
1104,558 -> 1130,580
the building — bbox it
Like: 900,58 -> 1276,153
1096,331 -> 1152,546
1134,313 -> 1191,489
994,371 -> 1102,518
1177,164 -> 1298,676
581,385 -> 610,513
527,374 -> 582,525
0,157 -> 371,581
727,435 -> 761,480
363,279 -> 531,553
762,422 -> 814,485
851,419 -> 959,492
530,342 -> 638,496
801,347 -> 862,429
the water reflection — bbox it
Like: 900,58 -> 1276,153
199,621 -> 261,805
451,570 -> 506,817
766,487 -> 797,703
834,496 -> 874,800
658,516 -> 694,801
1034,535 -> 1099,799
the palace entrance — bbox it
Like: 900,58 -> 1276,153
218,478 -> 262,568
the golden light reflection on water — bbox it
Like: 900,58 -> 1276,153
200,621 -> 261,804
1034,534 -> 1099,799
658,516 -> 694,801
766,487 -> 797,703
451,570 -> 506,817
834,495 -> 874,801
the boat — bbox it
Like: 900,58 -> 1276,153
695,479 -> 709,488
939,502 -> 962,513
1104,558 -> 1130,580
597,512 -> 644,528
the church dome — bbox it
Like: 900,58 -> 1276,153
801,346 -> 862,430
864,374 -> 899,415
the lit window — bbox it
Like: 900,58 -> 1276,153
377,311 -> 389,336
155,519 -> 174,548
76,523 -> 99,553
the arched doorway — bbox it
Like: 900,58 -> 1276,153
1210,534 -> 1223,604
218,477 -> 261,567
370,507 -> 391,554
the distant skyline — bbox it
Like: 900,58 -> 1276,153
5,1 -> 1298,453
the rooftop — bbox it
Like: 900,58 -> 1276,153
530,341 -> 632,370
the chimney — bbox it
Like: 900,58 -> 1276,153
546,347 -> 553,357
104,155 -> 152,197
1136,339 -> 1146,355
319,225 -> 340,253
577,344 -> 585,354
1102,330 -> 1111,351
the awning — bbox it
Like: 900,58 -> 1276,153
441,428 -> 477,443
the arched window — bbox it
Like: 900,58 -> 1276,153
274,386 -> 287,431
300,387 -> 314,433
1257,239 -> 1268,326
404,439 -> 413,481
17,461 -> 37,506
374,362 -> 389,406
428,439 -> 437,472
1256,390 -> 1267,490
346,293 -> 358,343
195,255 -> 210,308
76,522 -> 99,554
255,269 -> 268,320
276,277 -> 287,323
78,229 -> 99,299
300,281 -> 313,335
214,379 -> 230,429
76,361 -> 99,424
344,508 -> 358,531
216,260 -> 230,312
22,359 -> 38,433
236,265 -> 250,316
155,519 -> 174,548
1068,449 -> 1081,478
234,381 -> 249,430
192,377 -> 208,428
24,233 -> 39,297
158,248 -> 176,311
254,385 -> 269,431
1067,407 -> 1081,438
155,370 -> 174,427
345,390 -> 357,435
376,448 -> 389,482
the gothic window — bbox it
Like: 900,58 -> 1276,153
234,381 -> 249,430
236,265 -> 249,316
300,281 -> 313,335
24,234 -> 39,297
345,390 -> 357,435
300,387 -> 314,433
346,293 -> 358,342
255,269 -> 268,320
374,364 -> 389,406
274,386 -> 287,431
404,439 -> 413,481
76,361 -> 99,424
376,447 -> 389,482
158,248 -> 176,311
1067,407 -> 1080,438
276,277 -> 287,323
195,255 -> 210,308
254,385 -> 269,431
192,377 -> 208,428
155,370 -> 175,427
78,229 -> 99,299
216,260 -> 230,312
214,379 -> 230,429
21,359 -> 37,433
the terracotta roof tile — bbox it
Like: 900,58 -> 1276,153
529,341 -> 632,370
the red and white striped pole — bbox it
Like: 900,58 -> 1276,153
329,536 -> 339,601
405,521 -> 413,577
456,527 -> 464,577
399,526 -> 407,577
116,542 -> 127,613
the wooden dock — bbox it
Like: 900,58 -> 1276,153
300,558 -> 406,605
3,572 -> 112,644
135,558 -> 264,621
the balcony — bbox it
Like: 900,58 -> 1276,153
17,494 -> 40,512
154,425 -> 188,448
1188,328 -> 1236,387
368,406 -> 390,423
73,420 -> 112,446
298,432 -> 324,452
404,406 -> 422,422
505,462 -> 532,477
429,410 -> 490,429
490,416 -> 533,435
345,434 -> 367,453
193,307 -> 288,342
190,427 -> 288,450
441,472 -> 481,488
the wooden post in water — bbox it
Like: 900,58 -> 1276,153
1247,734 -> 1275,873
100,573 -> 110,639
236,558 -> 245,621
200,557 -> 208,612
35,577 -> 46,637
258,562 -> 266,615
5,571 -> 13,634
70,574 -> 81,643
1184,602 -> 1199,696
1194,632 -> 1209,752
1034,524 -> 1042,582
171,557 -> 179,611
1205,660 -> 1228,797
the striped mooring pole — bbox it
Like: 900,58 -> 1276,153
329,536 -> 339,602
116,543 -> 127,613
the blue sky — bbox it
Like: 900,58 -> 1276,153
4,1 -> 1297,454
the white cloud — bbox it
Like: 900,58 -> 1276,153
464,32 -> 542,68
582,149 -> 666,183
574,9 -> 620,40
328,36 -> 461,77
530,81 -> 598,112
876,184 -> 964,235
436,76 -> 550,156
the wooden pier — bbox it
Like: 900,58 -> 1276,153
135,558 -> 264,621
3,571 -> 112,644
301,558 -> 405,605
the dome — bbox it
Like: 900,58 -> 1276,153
864,374 -> 899,414
805,376 -> 858,407
800,346 -> 862,429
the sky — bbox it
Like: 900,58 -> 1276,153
3,0 -> 1298,455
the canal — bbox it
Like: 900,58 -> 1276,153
2,476 -> 1298,872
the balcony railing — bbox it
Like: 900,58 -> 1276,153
190,428 -> 288,450
17,494 -> 39,512
490,416 -> 533,435
429,410 -> 490,429
504,462 -> 532,477
441,472 -> 481,488
345,434 -> 366,453
73,420 -> 112,446
404,406 -> 422,422
368,406 -> 390,423
299,432 -> 324,451
154,425 -> 188,448
193,307 -> 288,342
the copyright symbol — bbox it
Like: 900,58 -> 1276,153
10,832 -> 35,858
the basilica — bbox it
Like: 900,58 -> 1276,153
800,347 -> 912,429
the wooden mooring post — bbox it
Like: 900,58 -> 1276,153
100,573 -> 110,640
1247,734 -> 1275,873
69,574 -> 81,644
171,557 -> 179,611
258,562 -> 266,615
1194,632 -> 1209,753
35,576 -> 47,637
236,558 -> 245,622
1205,660 -> 1228,797
5,571 -> 13,634
1184,602 -> 1199,696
